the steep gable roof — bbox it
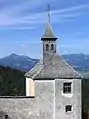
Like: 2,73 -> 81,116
25,54 -> 82,79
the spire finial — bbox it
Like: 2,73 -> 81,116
47,4 -> 50,23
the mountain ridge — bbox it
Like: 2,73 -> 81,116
0,53 -> 89,73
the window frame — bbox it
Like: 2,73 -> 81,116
63,82 -> 72,94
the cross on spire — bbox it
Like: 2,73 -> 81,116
41,5 -> 57,40
47,4 -> 51,23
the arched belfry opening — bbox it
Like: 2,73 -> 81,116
51,44 -> 54,50
46,44 -> 49,51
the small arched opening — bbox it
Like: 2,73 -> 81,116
51,44 -> 54,50
46,44 -> 49,51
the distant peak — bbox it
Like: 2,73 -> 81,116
9,54 -> 32,60
10,53 -> 18,57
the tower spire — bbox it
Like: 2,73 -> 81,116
47,4 -> 50,23
41,5 -> 57,39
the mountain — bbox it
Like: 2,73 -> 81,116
0,53 -> 89,73
0,54 -> 39,71
62,53 -> 89,72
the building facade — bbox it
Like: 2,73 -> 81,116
0,10 -> 82,119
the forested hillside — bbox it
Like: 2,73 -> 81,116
0,65 -> 25,96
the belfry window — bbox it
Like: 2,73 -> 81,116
51,44 -> 54,50
46,44 -> 49,51
63,82 -> 71,93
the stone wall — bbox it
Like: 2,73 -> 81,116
0,79 -> 81,119
0,81 -> 54,119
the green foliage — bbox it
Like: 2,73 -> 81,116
0,65 -> 25,96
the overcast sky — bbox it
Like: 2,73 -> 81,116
0,0 -> 89,58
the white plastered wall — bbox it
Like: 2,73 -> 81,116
55,79 -> 82,119
26,77 -> 35,96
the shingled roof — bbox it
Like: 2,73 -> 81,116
42,22 -> 57,39
25,54 -> 82,79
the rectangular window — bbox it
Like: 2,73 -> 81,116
65,105 -> 72,112
63,82 -> 71,93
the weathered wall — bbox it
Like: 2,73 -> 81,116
0,79 -> 81,119
0,80 -> 54,119
55,79 -> 81,119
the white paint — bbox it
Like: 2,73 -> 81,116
28,109 -> 39,116
61,92 -> 73,98
53,80 -> 55,119
56,79 -> 74,82
36,80 -> 54,82
26,77 -> 31,96
28,111 -> 32,115
26,77 -> 35,96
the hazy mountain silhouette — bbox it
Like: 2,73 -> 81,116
0,53 -> 89,72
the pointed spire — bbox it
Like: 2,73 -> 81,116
41,5 -> 57,40
47,4 -> 50,23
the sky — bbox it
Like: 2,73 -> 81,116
0,0 -> 89,58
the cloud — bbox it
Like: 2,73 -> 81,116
51,3 -> 89,22
52,3 -> 89,14
0,0 -> 52,28
0,26 -> 37,30
0,1 -> 89,29
20,41 -> 41,47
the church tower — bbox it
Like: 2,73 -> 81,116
41,5 -> 57,64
